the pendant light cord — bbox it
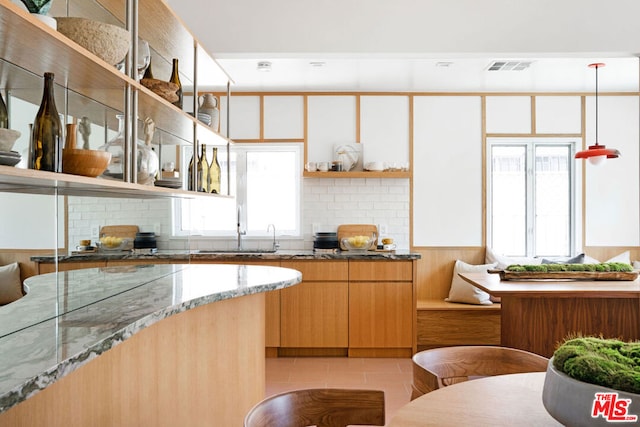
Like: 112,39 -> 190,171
595,64 -> 599,145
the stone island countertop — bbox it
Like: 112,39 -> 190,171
31,249 -> 421,263
0,263 -> 302,414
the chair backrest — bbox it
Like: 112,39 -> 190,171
244,388 -> 385,427
411,345 -> 549,399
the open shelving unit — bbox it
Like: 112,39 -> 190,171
0,0 -> 232,196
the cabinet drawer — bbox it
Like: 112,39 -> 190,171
349,260 -> 412,281
281,260 -> 348,281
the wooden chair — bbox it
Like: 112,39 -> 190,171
244,388 -> 385,427
411,345 -> 549,400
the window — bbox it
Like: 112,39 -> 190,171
174,143 -> 302,238
487,138 -> 576,257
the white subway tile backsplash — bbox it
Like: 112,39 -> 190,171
67,177 -> 411,251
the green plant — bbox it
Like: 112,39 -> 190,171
20,0 -> 52,14
504,262 -> 633,273
552,336 -> 640,394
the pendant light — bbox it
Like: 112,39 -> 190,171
575,63 -> 620,165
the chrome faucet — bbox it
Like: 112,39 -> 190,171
236,205 -> 246,250
267,224 -> 279,252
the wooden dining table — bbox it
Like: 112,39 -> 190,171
388,372 -> 561,426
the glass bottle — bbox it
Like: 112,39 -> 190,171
169,58 -> 183,109
142,57 -> 154,79
0,91 -> 8,129
188,149 -> 195,191
99,114 -> 126,179
209,147 -> 221,194
30,72 -> 62,172
198,144 -> 209,192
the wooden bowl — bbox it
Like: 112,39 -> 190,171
63,149 -> 112,177
55,17 -> 130,66
140,78 -> 179,103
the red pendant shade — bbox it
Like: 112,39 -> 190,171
575,63 -> 620,162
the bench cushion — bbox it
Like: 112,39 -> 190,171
445,260 -> 496,305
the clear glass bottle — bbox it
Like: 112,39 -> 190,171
100,114 -> 126,179
99,114 -> 158,183
169,58 -> 183,109
30,72 -> 62,172
0,91 -> 8,129
209,147 -> 221,194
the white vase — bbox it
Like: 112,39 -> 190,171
32,14 -> 56,30
542,358 -> 640,426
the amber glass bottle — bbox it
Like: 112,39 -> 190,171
169,58 -> 183,109
30,72 -> 62,172
0,91 -> 8,129
209,147 -> 221,194
142,57 -> 154,79
198,144 -> 209,192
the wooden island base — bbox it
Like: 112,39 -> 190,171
0,293 -> 266,427
460,272 -> 640,358
501,296 -> 640,357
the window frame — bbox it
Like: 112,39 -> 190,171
486,137 -> 578,258
172,142 -> 303,239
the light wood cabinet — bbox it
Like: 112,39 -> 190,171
348,260 -> 415,357
37,257 -> 418,357
280,260 -> 349,350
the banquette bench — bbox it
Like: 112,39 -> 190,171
414,246 -> 640,352
415,248 -> 501,351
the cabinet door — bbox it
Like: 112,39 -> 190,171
485,96 -> 531,133
264,95 -> 304,139
220,95 -> 261,140
307,96 -> 357,163
360,95 -> 409,165
413,96 -> 483,246
349,281 -> 413,348
280,281 -> 349,347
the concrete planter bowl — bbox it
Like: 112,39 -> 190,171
55,17 -> 130,66
542,358 -> 640,427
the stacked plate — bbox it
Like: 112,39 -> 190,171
155,179 -> 182,189
0,150 -> 21,166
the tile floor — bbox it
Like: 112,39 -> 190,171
265,357 -> 413,424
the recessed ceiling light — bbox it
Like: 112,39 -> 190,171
257,61 -> 272,72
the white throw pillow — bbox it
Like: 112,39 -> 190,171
584,251 -> 631,265
485,247 -> 542,269
0,262 -> 23,305
606,251 -> 631,264
445,260 -> 497,305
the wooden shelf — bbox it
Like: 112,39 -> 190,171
0,165 -> 234,199
304,171 -> 411,179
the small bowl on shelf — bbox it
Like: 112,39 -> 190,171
0,128 -> 21,152
341,235 -> 376,252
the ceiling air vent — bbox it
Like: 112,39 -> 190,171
487,61 -> 532,71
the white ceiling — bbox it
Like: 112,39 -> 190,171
166,0 -> 640,92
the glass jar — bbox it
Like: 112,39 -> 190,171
99,114 -> 158,184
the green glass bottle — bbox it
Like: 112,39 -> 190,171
198,144 -> 209,192
30,72 -> 62,172
169,58 -> 183,109
209,147 -> 221,194
0,91 -> 8,129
